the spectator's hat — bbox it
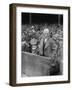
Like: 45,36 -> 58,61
30,38 -> 37,45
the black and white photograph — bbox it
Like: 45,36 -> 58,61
9,3 -> 70,86
21,13 -> 63,77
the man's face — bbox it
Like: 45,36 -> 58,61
44,32 -> 49,38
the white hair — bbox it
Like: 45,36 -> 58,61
43,28 -> 49,33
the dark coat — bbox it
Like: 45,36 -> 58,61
39,37 -> 62,75
39,37 -> 58,58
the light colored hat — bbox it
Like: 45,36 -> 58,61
30,38 -> 37,45
43,28 -> 49,34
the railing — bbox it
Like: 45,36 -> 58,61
21,52 -> 51,77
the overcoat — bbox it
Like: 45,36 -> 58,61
39,37 -> 58,58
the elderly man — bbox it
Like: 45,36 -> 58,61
39,28 -> 58,58
39,28 -> 61,75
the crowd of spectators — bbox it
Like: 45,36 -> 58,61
21,23 -> 63,75
21,23 -> 63,54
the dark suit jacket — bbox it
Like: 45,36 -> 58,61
39,37 -> 63,75
39,37 -> 58,58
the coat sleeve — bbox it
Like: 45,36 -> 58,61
39,38 -> 43,55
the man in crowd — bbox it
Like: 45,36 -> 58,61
39,28 -> 61,75
39,28 -> 58,58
